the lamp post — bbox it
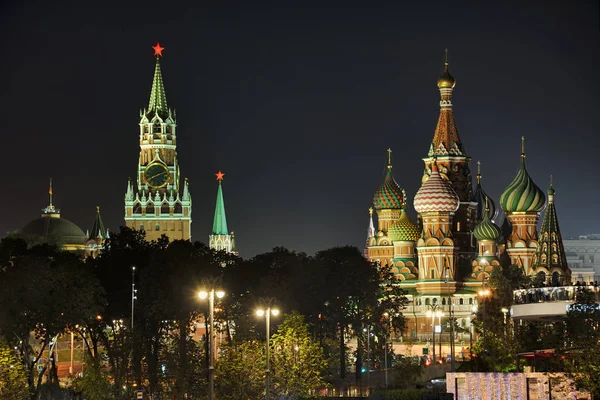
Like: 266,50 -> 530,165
437,310 -> 443,362
198,287 -> 225,400
131,266 -> 137,331
444,267 -> 455,371
477,288 -> 491,354
256,301 -> 279,400
426,306 -> 442,363
382,313 -> 393,389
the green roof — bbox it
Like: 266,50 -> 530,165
212,181 -> 228,235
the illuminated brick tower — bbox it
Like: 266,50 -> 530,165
422,50 -> 476,261
413,161 -> 460,295
499,137 -> 545,275
531,181 -> 571,284
367,149 -> 406,267
209,171 -> 237,254
124,43 -> 192,241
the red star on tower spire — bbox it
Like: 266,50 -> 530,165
215,171 -> 225,181
152,42 -> 164,57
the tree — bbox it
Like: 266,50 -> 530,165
0,335 -> 28,400
563,286 -> 600,398
214,341 -> 265,400
270,312 -> 328,397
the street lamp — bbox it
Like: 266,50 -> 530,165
198,287 -> 225,400
256,301 -> 280,400
477,288 -> 491,355
426,306 -> 442,363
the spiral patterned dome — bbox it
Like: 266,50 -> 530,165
500,157 -> 546,213
373,169 -> 405,210
389,209 -> 421,242
473,209 -> 501,241
414,164 -> 460,213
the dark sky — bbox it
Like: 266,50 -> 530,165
1,0 -> 599,257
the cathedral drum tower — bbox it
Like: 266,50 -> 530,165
124,43 -> 192,241
499,137 -> 545,275
422,51 -> 476,264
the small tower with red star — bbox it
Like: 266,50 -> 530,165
209,171 -> 237,254
124,43 -> 192,241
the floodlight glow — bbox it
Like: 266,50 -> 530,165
271,309 -> 280,316
256,309 -> 265,317
216,291 -> 225,299
198,291 -> 208,300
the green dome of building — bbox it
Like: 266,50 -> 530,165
20,214 -> 87,248
389,209 -> 421,242
473,210 -> 501,242
373,149 -> 405,210
500,141 -> 545,213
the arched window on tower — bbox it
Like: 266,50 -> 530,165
459,298 -> 464,305
133,202 -> 142,214
147,203 -> 155,214
161,202 -> 170,215
174,202 -> 183,214
153,122 -> 161,134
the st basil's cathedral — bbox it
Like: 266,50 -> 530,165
365,51 -> 571,340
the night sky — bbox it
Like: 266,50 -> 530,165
1,1 -> 598,257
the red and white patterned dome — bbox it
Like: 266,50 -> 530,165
414,164 -> 460,213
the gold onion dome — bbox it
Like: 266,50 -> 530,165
437,67 -> 455,89
389,209 -> 421,242
500,138 -> 546,213
373,149 -> 405,210
474,201 -> 501,242
437,49 -> 455,89
414,162 -> 460,213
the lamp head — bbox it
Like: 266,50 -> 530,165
256,309 -> 265,317
216,291 -> 225,299
271,309 -> 280,316
198,291 -> 208,300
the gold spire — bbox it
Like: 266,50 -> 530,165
477,161 -> 481,184
369,207 -> 373,216
484,196 -> 489,213
48,178 -> 53,208
96,205 -> 100,213
437,48 -> 455,89
521,136 -> 526,160
387,148 -> 392,170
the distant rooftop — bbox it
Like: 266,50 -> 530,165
565,234 -> 600,240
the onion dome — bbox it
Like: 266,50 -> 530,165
373,149 -> 405,210
389,209 -> 421,242
472,161 -> 498,222
437,49 -> 455,89
414,161 -> 460,213
500,137 -> 546,213
474,199 -> 501,241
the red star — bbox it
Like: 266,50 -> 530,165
152,42 -> 164,57
215,171 -> 225,181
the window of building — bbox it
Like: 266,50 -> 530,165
155,224 -> 160,231
459,298 -> 464,305
425,298 -> 430,306
139,224 -> 145,231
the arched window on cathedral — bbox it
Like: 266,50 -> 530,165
161,202 -> 170,215
433,298 -> 438,305
133,202 -> 142,214
139,224 -> 145,231
425,298 -> 431,306
552,255 -> 558,263
459,298 -> 464,305
155,224 -> 160,231
442,298 -> 446,305
468,298 -> 473,305
153,123 -> 161,134
147,204 -> 155,214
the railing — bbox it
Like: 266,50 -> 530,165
512,286 -> 600,305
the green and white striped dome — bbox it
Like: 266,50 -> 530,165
500,156 -> 545,213
473,210 -> 501,241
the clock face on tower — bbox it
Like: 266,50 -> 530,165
144,163 -> 169,188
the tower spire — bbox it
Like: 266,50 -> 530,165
521,136 -> 526,161
48,178 -> 53,209
387,148 -> 392,171
476,160 -> 481,184
212,171 -> 229,235
148,42 -> 168,117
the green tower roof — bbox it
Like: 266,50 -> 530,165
473,200 -> 501,242
532,183 -> 569,274
389,209 -> 421,242
148,43 -> 169,118
500,137 -> 545,213
373,148 -> 405,210
212,172 -> 229,235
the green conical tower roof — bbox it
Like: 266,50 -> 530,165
148,43 -> 169,118
89,206 -> 107,239
212,171 -> 229,235
532,182 -> 569,275
473,199 -> 501,242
